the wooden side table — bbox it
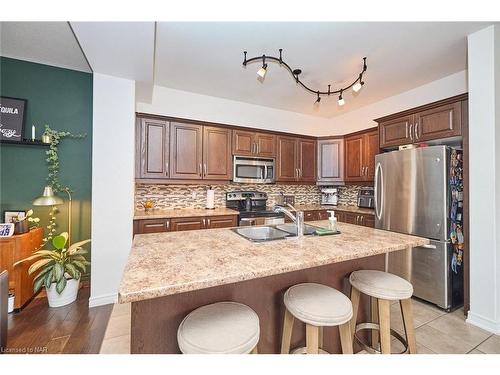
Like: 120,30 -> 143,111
0,228 -> 44,310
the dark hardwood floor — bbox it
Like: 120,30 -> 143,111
5,286 -> 113,354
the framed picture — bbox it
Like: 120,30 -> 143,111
0,96 -> 27,142
3,210 -> 26,224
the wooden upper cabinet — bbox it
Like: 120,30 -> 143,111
277,136 -> 298,182
255,133 -> 276,157
364,130 -> 379,180
298,138 -> 316,182
232,129 -> 276,157
317,139 -> 344,183
344,134 -> 364,182
344,128 -> 378,182
414,102 -> 462,142
137,118 -> 169,179
379,115 -> 413,149
203,126 -> 232,180
376,94 -> 467,149
232,130 -> 254,155
170,122 -> 203,179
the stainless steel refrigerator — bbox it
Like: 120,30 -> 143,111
374,145 -> 463,310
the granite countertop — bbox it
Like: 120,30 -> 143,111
293,204 -> 375,216
134,207 -> 239,220
118,220 -> 428,303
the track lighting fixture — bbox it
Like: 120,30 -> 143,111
243,50 -> 367,106
338,90 -> 345,106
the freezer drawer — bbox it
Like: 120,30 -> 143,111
386,239 -> 462,309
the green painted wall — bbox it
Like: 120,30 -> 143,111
0,57 -> 92,268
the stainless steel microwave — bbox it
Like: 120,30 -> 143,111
233,156 -> 275,184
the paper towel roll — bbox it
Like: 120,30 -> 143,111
206,188 -> 215,209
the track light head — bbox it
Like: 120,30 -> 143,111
257,63 -> 268,78
315,92 -> 321,104
338,90 -> 345,106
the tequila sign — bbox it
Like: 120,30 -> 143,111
0,96 -> 26,141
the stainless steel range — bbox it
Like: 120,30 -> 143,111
226,191 -> 285,226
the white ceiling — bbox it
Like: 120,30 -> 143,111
154,22 -> 489,118
0,21 -> 91,72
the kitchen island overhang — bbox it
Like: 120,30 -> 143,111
119,221 -> 428,354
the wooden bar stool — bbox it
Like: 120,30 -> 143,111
349,270 -> 417,354
177,301 -> 260,354
281,283 -> 353,354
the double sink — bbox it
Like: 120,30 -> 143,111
232,223 -> 319,242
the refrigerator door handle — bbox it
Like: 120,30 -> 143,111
375,162 -> 383,221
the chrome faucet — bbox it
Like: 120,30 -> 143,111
273,203 -> 304,237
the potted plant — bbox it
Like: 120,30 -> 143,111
11,209 -> 40,234
14,232 -> 90,307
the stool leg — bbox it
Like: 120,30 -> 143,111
371,297 -> 379,350
318,326 -> 324,350
338,322 -> 354,354
378,299 -> 391,354
251,346 -> 259,354
306,324 -> 319,354
400,298 -> 417,354
350,286 -> 361,341
281,308 -> 294,354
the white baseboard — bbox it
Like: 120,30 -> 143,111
467,311 -> 500,334
89,292 -> 118,307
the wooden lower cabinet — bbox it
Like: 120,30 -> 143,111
338,212 -> 374,228
0,228 -> 43,309
134,215 -> 237,235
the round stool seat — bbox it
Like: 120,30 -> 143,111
177,302 -> 260,354
284,283 -> 353,326
349,270 -> 413,300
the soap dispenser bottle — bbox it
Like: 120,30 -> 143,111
327,210 -> 337,232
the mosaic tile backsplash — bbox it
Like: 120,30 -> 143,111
135,183 -> 364,210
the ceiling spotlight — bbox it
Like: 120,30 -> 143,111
315,92 -> 321,104
338,90 -> 345,106
257,63 -> 268,78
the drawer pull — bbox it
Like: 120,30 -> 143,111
144,223 -> 165,228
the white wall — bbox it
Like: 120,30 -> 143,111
90,73 -> 135,307
322,70 -> 468,136
136,86 -> 330,136
467,25 -> 500,334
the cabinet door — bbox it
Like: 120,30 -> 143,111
343,212 -> 359,225
170,122 -> 203,179
414,102 -> 462,142
233,130 -> 255,155
276,136 -> 298,182
297,139 -> 316,182
317,210 -> 329,220
203,126 -> 232,180
317,139 -> 344,183
335,211 -> 345,223
344,134 -> 364,182
170,217 -> 206,232
378,115 -> 414,148
361,215 -> 375,228
137,119 -> 169,179
304,210 -> 317,222
255,133 -> 276,157
135,219 -> 170,234
363,130 -> 379,181
206,215 -> 237,229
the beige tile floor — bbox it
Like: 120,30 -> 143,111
99,298 -> 500,354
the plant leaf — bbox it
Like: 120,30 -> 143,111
33,276 -> 45,294
13,253 -> 42,266
33,265 -> 52,282
44,268 -> 54,289
68,239 -> 91,254
73,260 -> 87,272
28,258 -> 52,275
56,277 -> 67,294
65,264 -> 77,279
69,249 -> 88,256
52,233 -> 68,250
53,262 -> 64,282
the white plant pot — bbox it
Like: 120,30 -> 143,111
46,278 -> 80,308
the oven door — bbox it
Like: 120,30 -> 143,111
233,156 -> 275,183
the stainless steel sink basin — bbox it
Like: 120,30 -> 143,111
232,226 -> 290,242
275,223 -> 319,236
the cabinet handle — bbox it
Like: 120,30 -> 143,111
207,218 -> 211,227
360,216 -> 364,225
299,169 -> 302,178
199,163 -> 202,177
415,122 -> 419,140
256,142 -> 259,154
166,162 -> 169,176
202,218 -> 206,227
409,124 -> 414,141
166,220 -> 170,230
204,163 -> 207,176
356,215 -> 360,224
145,223 -> 164,228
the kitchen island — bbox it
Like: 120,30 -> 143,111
119,221 -> 428,354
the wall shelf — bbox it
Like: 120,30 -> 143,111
0,139 -> 50,147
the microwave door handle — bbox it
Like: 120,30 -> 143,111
264,165 -> 267,180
